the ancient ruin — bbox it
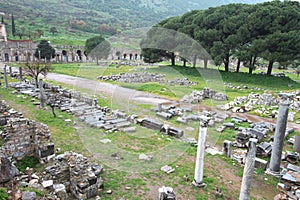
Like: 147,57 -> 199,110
180,88 -> 228,103
0,100 -> 104,199
97,72 -> 198,86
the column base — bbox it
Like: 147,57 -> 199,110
192,180 -> 206,188
265,168 -> 281,177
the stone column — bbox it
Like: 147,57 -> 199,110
193,120 -> 207,187
3,64 -> 8,88
9,66 -> 12,76
267,103 -> 289,176
239,138 -> 257,200
223,140 -> 232,158
294,136 -> 300,153
19,67 -> 22,80
39,79 -> 45,108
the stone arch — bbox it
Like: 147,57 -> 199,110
27,52 -> 32,61
77,50 -> 82,61
62,50 -> 68,56
14,52 -> 19,62
55,53 -> 60,62
62,50 -> 68,62
4,53 -> 9,61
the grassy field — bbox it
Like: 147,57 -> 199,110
0,74 -> 281,199
50,63 -> 300,102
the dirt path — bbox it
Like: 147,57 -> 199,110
46,73 -> 175,105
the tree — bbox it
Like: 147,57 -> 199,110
252,31 -> 300,75
195,4 -> 250,72
242,1 -> 300,75
141,48 -> 166,64
34,40 -> 56,61
50,27 -> 58,35
140,17 -> 184,66
1,15 -> 4,24
85,35 -> 111,65
116,51 -> 121,59
24,61 -> 52,88
11,13 -> 16,37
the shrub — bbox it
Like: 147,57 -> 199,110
16,156 -> 40,172
0,188 -> 9,200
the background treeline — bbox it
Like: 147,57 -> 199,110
141,1 -> 300,75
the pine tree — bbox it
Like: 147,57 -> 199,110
11,13 -> 16,37
1,16 -> 4,24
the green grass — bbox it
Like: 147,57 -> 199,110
49,63 -> 300,102
122,82 -> 177,98
0,188 -> 10,200
0,67 -> 284,199
16,156 -> 41,172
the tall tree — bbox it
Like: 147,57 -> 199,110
34,40 -> 56,60
11,13 -> 16,37
85,35 -> 111,65
195,4 -> 249,72
243,1 -> 300,75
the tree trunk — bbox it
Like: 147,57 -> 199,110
204,59 -> 208,69
183,60 -> 186,67
51,106 -> 56,118
224,59 -> 229,72
35,76 -> 39,88
267,60 -> 274,76
96,56 -> 99,65
236,59 -> 241,73
171,53 -> 175,66
193,55 -> 197,68
249,67 -> 253,74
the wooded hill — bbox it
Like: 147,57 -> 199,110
0,0 -> 265,37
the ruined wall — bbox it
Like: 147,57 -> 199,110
44,152 -> 103,199
1,118 -> 54,161
0,101 -> 54,161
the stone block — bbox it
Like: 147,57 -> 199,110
254,157 -> 268,171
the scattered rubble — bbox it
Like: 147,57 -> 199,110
9,81 -> 137,134
277,164 -> 300,199
137,118 -> 183,138
180,88 -> 228,103
97,72 -> 197,86
219,91 -> 300,121
160,165 -> 175,174
158,186 -> 176,200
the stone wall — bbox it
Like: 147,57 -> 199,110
44,152 -> 103,199
0,100 -> 54,162
1,118 -> 54,161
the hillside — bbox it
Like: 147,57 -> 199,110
0,0 -> 266,39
